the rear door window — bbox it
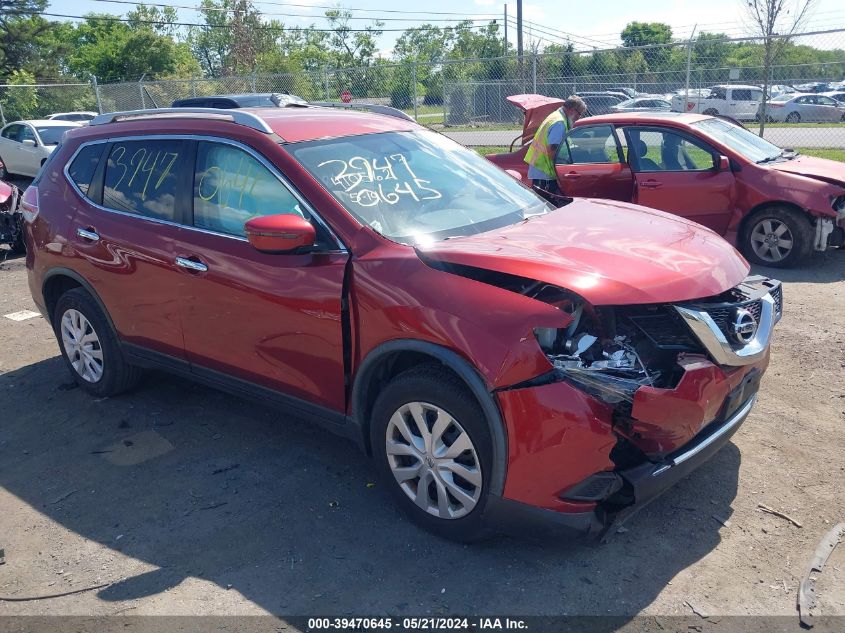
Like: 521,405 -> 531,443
556,125 -> 620,165
102,139 -> 185,221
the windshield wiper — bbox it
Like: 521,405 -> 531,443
758,149 -> 797,164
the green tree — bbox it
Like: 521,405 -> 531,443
0,0 -> 53,79
0,69 -> 38,120
621,22 -> 673,48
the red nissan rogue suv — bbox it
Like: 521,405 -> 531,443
23,106 -> 781,541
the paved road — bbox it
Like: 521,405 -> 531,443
444,126 -> 845,149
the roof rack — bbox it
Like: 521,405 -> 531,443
88,108 -> 274,134
309,101 -> 415,122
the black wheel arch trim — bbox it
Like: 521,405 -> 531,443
42,267 -> 117,333
351,339 -> 508,497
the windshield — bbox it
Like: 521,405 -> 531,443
36,125 -> 76,145
289,130 -> 551,244
691,118 -> 785,163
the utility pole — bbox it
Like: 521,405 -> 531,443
517,0 -> 523,87
504,4 -> 508,56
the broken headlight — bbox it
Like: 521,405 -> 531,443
534,306 -> 658,405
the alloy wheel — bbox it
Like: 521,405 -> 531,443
750,218 -> 794,263
385,401 -> 482,519
60,308 -> 104,382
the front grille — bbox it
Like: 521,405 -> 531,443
707,299 -> 763,343
628,311 -> 701,350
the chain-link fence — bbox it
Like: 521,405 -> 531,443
3,28 -> 844,153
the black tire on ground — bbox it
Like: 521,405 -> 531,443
786,112 -> 800,123
370,364 -> 493,542
740,206 -> 814,269
52,288 -> 142,397
0,155 -> 9,180
703,108 -> 719,116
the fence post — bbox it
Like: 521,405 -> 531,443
532,53 -> 537,93
442,66 -> 448,125
0,102 -> 5,126
412,61 -> 418,121
323,66 -> 330,101
91,75 -> 103,114
139,74 -> 147,109
684,26 -> 697,111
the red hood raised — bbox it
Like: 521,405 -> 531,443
418,199 -> 750,306
766,154 -> 845,187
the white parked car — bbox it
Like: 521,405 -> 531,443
671,84 -> 763,120
47,111 -> 98,122
0,120 -> 82,179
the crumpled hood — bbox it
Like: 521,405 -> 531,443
418,199 -> 750,306
767,155 -> 845,187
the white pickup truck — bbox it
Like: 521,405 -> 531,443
671,84 -> 764,121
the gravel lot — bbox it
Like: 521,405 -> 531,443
0,232 -> 843,625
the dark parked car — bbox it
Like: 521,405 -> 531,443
172,93 -> 308,109
24,106 -> 780,541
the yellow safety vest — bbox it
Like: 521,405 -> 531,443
525,110 -> 569,178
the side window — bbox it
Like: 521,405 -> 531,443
193,141 -> 306,237
556,125 -> 620,165
632,130 -> 715,172
68,143 -> 105,196
795,96 -> 809,105
102,139 -> 183,221
710,87 -> 727,100
818,96 -> 836,106
2,125 -> 21,141
750,90 -> 763,101
19,126 -> 36,143
731,89 -> 751,101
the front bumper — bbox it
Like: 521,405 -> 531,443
487,390 -> 757,540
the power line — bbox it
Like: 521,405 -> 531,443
15,10 -> 497,32
86,0 -> 498,22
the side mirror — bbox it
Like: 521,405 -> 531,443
718,155 -> 730,171
244,214 -> 316,254
22,139 -> 36,147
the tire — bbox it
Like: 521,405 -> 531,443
370,364 -> 493,542
741,206 -> 814,268
703,108 -> 719,116
786,112 -> 800,123
0,155 -> 8,180
52,288 -> 142,397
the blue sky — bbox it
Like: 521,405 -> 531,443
46,0 -> 845,55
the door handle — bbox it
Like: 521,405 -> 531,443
640,180 -> 662,189
562,172 -> 581,179
76,227 -> 100,242
176,256 -> 208,273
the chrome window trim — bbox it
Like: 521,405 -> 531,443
62,134 -> 347,253
674,292 -> 776,367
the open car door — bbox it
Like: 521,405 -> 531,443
553,123 -> 634,201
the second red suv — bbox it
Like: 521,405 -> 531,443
24,106 -> 781,541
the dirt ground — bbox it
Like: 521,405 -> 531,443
0,240 -> 843,626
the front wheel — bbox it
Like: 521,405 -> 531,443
741,207 -> 813,268
53,288 -> 142,396
370,365 -> 492,542
703,108 -> 719,116
786,111 -> 800,123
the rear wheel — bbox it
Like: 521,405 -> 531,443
741,207 -> 813,268
371,365 -> 492,542
703,108 -> 719,116
786,111 -> 800,123
53,288 -> 142,397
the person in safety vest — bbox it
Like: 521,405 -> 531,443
525,95 -> 587,201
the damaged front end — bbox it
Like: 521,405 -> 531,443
495,275 -> 783,537
0,179 -> 24,254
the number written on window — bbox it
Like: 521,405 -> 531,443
103,140 -> 182,221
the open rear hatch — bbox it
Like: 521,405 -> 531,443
506,94 -> 566,146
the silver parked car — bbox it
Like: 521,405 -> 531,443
0,120 -> 82,179
610,97 -> 672,113
758,92 -> 845,123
